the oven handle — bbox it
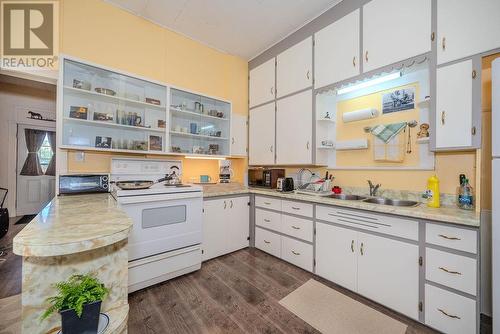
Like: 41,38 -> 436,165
117,192 -> 202,204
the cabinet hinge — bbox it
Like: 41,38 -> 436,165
314,228 -> 316,235
419,301 -> 423,312
247,202 -> 250,206
247,236 -> 250,241
202,208 -> 205,213
419,256 -> 423,266
202,249 -> 204,254
313,259 -> 316,266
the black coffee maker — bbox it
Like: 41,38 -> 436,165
0,188 -> 8,239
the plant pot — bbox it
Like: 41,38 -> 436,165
60,300 -> 102,334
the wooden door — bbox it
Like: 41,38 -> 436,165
276,90 -> 312,165
249,103 -> 275,165
315,223 -> 358,291
249,58 -> 275,108
363,0 -> 431,72
314,9 -> 360,88
435,60 -> 474,149
276,37 -> 312,98
437,0 -> 500,65
357,232 -> 419,319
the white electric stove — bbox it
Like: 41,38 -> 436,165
110,158 -> 203,293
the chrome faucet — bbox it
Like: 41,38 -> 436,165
368,180 -> 381,197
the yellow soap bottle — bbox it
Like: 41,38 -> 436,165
427,175 -> 440,208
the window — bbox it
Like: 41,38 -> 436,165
38,134 -> 53,173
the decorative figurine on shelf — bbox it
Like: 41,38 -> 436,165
417,123 -> 430,138
28,111 -> 43,120
324,111 -> 331,119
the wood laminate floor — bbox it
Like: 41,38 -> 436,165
128,248 -> 445,334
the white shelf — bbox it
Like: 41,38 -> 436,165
416,137 -> 430,144
64,86 -> 167,110
417,98 -> 431,109
317,145 -> 335,150
170,107 -> 229,121
317,118 -> 336,123
63,117 -> 165,133
59,145 -> 165,155
170,130 -> 228,141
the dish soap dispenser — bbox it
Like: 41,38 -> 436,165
426,175 -> 440,208
458,178 -> 474,210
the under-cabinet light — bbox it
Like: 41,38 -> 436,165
185,156 -> 226,160
337,71 -> 402,95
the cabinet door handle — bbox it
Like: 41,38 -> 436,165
264,219 -> 271,223
441,111 -> 446,125
353,56 -> 356,67
291,206 -> 301,210
264,240 -> 271,244
439,267 -> 462,275
365,51 -> 369,62
224,201 -> 227,209
442,37 -> 446,51
472,70 -> 477,79
232,137 -> 235,144
270,145 -> 273,153
306,141 -> 310,150
360,242 -> 364,256
306,70 -> 310,80
431,32 -> 435,41
438,308 -> 461,320
438,234 -> 461,241
230,200 -> 233,208
291,225 -> 300,230
351,240 -> 354,253
292,250 -> 301,256
264,201 -> 271,205
271,86 -> 274,95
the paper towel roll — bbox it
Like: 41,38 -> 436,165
342,108 -> 379,123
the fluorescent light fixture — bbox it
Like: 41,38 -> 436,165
337,71 -> 402,95
185,155 -> 226,160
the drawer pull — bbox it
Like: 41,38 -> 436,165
438,308 -> 461,320
438,267 -> 462,275
264,219 -> 271,223
264,240 -> 271,244
360,242 -> 364,256
438,234 -> 461,241
291,207 -> 301,210
351,240 -> 354,253
264,202 -> 271,205
292,250 -> 301,256
291,225 -> 300,230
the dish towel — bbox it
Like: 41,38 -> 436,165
370,122 -> 407,143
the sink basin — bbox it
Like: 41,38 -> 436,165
326,194 -> 367,201
362,198 -> 420,207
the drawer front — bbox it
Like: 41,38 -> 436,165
316,205 -> 418,241
426,224 -> 477,254
281,236 -> 313,272
255,208 -> 282,232
281,215 -> 313,242
255,196 -> 282,211
255,227 -> 281,258
425,284 -> 476,334
281,200 -> 313,218
426,248 -> 477,295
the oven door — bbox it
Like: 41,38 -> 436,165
117,192 -> 202,261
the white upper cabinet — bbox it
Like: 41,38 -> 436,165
249,58 -> 275,108
276,90 -> 312,165
249,102 -> 275,165
435,60 -> 475,149
437,0 -> 500,65
276,37 -> 312,98
314,9 -> 360,88
363,0 -> 431,72
230,113 -> 248,156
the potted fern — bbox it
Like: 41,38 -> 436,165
41,273 -> 108,334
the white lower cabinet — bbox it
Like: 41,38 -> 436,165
425,284 -> 476,334
281,235 -> 313,272
202,196 -> 249,261
255,227 -> 282,258
357,232 -> 419,320
316,222 -> 419,319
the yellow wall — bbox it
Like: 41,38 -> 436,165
59,0 -> 248,182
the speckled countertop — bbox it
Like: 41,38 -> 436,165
202,184 -> 480,227
13,194 -> 133,257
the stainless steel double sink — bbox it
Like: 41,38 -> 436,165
326,194 -> 420,207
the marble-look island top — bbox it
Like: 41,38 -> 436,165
202,184 -> 480,227
13,194 -> 133,257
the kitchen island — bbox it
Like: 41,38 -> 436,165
13,194 -> 133,334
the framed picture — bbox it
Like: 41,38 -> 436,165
149,135 -> 163,151
93,112 -> 114,122
69,106 -> 88,120
95,136 -> 112,149
382,88 -> 415,114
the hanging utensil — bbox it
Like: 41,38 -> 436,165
406,120 -> 418,154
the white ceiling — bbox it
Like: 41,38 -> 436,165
104,0 -> 342,60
